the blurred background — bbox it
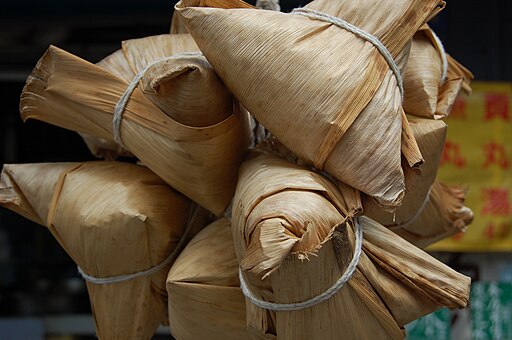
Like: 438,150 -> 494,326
0,0 -> 510,339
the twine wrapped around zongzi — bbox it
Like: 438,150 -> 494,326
0,161 -> 211,339
175,0 -> 447,209
231,152 -> 470,339
403,25 -> 473,119
121,35 -> 232,127
20,41 -> 251,215
77,48 -> 140,160
167,217 -> 250,340
364,117 -> 446,225
79,34 -> 228,158
389,181 -> 474,248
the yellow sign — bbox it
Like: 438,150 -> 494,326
428,82 -> 512,251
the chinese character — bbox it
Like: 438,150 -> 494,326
484,94 -> 509,121
441,141 -> 466,168
481,188 -> 511,216
483,222 -> 511,240
482,142 -> 510,169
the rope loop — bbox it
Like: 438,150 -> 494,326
239,216 -> 363,311
292,8 -> 403,100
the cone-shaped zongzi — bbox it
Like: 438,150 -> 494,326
175,0 -> 446,208
0,161 -> 211,339
79,34 -> 207,159
20,44 -> 250,215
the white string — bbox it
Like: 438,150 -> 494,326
292,8 -> 403,100
112,52 -> 203,145
78,204 -> 200,285
239,216 -> 363,311
429,29 -> 448,84
390,187 -> 432,230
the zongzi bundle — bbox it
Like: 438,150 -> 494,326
231,152 -> 470,339
0,161 -> 210,339
389,180 -> 474,248
167,217 -> 249,340
403,25 -> 473,119
175,0 -> 446,209
20,42 -> 251,215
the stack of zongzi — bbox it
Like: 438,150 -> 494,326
3,0 -> 478,338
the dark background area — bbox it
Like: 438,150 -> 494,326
0,0 -> 510,337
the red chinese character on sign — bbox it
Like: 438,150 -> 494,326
481,188 -> 511,216
440,141 -> 466,168
482,142 -> 510,169
483,222 -> 511,240
450,97 -> 467,119
484,94 -> 509,121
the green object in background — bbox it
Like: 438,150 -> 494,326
471,282 -> 512,340
406,308 -> 451,340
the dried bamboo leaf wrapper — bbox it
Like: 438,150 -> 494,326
74,50 -> 137,159
403,28 -> 443,117
175,0 -> 443,208
133,53 -> 233,127
364,118 -> 447,225
359,216 -> 470,316
20,45 -> 251,215
391,181 -> 474,248
403,26 -> 474,119
170,11 -> 189,33
232,153 -> 404,339
121,34 -> 199,74
96,48 -> 136,83
0,161 -> 196,339
445,53 -> 473,95
81,34 -> 227,156
435,54 -> 474,117
167,218 -> 250,340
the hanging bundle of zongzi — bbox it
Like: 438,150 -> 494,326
231,152 -> 470,339
0,161 -> 211,339
174,0 -> 447,209
389,180 -> 474,248
19,35 -> 251,215
364,117 -> 446,225
403,25 -> 473,119
167,217 -> 249,340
